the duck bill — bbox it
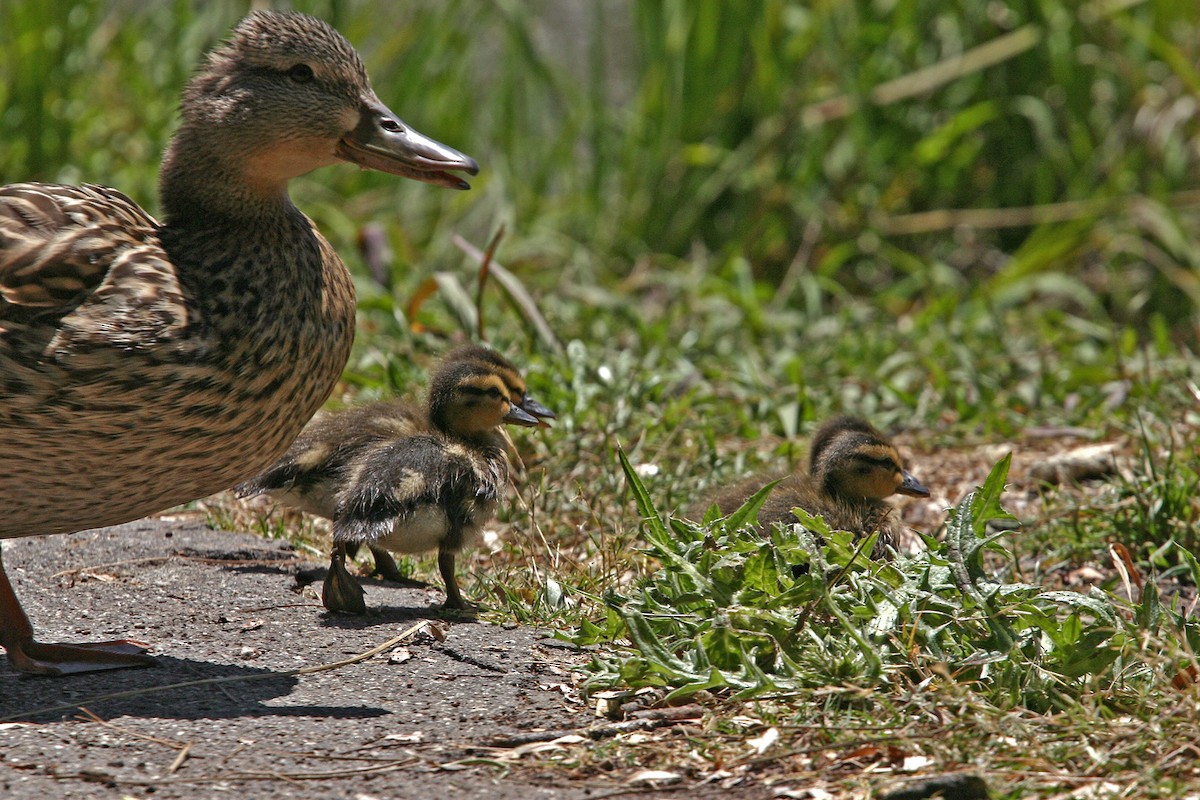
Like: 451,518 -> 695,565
503,403 -> 542,428
336,98 -> 479,190
521,396 -> 556,428
897,471 -> 930,498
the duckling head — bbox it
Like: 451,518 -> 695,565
809,415 -> 929,502
161,10 -> 478,218
429,346 -> 555,437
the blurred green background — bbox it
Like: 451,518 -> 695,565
2,0 -> 1197,441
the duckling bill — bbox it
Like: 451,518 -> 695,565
0,11 -> 477,675
716,415 -> 929,557
237,345 -> 555,612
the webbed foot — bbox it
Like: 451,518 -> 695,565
4,637 -> 154,676
322,543 -> 367,614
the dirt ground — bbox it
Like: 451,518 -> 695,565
0,432 -> 1130,799
0,521 -> 772,800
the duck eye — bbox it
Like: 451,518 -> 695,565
287,64 -> 315,83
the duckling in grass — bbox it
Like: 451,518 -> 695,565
716,415 -> 929,557
237,346 -> 554,612
0,11 -> 477,675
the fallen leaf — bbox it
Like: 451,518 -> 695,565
628,769 -> 682,785
747,726 -> 780,755
497,734 -> 588,761
1172,664 -> 1198,689
841,744 -> 882,762
773,788 -> 834,800
729,715 -> 765,728
594,691 -> 626,718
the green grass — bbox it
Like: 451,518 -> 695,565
577,449 -> 1199,710
5,1 -> 1200,797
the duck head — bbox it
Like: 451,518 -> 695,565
810,415 -> 929,502
429,346 -> 555,437
161,11 -> 478,216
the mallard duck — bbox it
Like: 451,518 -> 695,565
236,345 -> 554,612
0,11 -> 478,675
716,415 -> 929,557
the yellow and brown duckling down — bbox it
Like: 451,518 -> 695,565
717,416 -> 929,557
236,346 -> 555,613
0,11 -> 477,675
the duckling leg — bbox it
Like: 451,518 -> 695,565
322,542 -> 367,614
366,544 -> 410,583
344,542 -> 420,585
0,550 -> 154,675
437,548 -> 469,610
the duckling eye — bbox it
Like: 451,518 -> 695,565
287,64 -> 315,84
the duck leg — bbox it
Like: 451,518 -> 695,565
365,544 -> 407,582
342,541 -> 423,585
0,549 -> 153,676
322,541 -> 367,614
437,548 -> 470,610
365,544 -> 431,587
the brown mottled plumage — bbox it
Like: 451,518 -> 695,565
716,416 -> 929,557
236,346 -> 555,612
0,11 -> 477,675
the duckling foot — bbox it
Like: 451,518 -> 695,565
4,638 -> 155,676
322,545 -> 367,614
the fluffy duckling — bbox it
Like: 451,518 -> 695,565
717,415 -> 929,557
0,11 -> 477,675
237,345 -> 554,612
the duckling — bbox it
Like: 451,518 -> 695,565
716,415 -> 929,557
0,11 -> 478,675
236,345 -> 554,612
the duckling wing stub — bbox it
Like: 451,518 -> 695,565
0,184 -> 161,318
332,437 -> 505,547
235,453 -> 309,499
235,436 -> 343,498
236,403 -> 424,499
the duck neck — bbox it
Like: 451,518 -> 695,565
430,406 -> 504,449
157,126 -> 296,229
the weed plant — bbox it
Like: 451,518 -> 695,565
574,452 -> 1200,721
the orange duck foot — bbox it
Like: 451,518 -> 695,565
2,635 -> 154,676
1,552 -> 155,676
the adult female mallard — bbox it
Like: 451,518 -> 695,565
237,345 -> 555,612
0,11 -> 478,675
